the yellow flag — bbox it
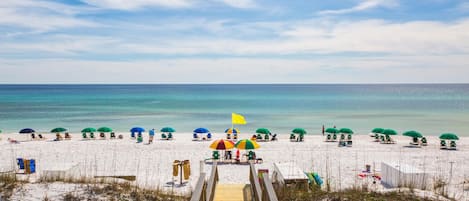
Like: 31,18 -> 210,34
232,113 -> 247,124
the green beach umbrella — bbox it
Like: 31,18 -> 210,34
81,127 -> 96,133
382,129 -> 398,135
256,128 -> 270,135
292,128 -> 306,135
439,133 -> 459,140
160,127 -> 175,133
372,128 -> 384,134
339,128 -> 354,134
325,128 -> 339,134
97,127 -> 113,133
51,127 -> 67,133
403,130 -> 422,138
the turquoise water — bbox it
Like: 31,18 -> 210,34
0,84 -> 468,136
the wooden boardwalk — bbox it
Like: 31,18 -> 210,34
213,184 -> 246,201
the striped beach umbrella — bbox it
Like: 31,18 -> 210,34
209,139 -> 235,150
235,139 -> 260,150
51,127 -> 67,133
225,128 -> 239,134
256,128 -> 270,134
81,127 -> 96,133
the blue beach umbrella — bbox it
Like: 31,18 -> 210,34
19,128 -> 35,134
130,127 -> 145,133
194,128 -> 210,133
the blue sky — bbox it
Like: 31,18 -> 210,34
1,0 -> 468,83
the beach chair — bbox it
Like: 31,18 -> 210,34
264,134 -> 269,141
17,158 -> 25,171
233,134 -> 238,140
374,133 -> 380,142
131,132 -> 136,139
225,150 -> 232,160
64,133 -> 71,140
271,134 -> 277,141
346,140 -> 353,147
90,132 -> 95,139
161,133 -> 167,139
340,134 -> 345,141
192,133 -> 199,141
289,134 -> 296,142
212,151 -> 220,160
440,140 -> 447,149
347,134 -> 352,141
410,137 -> 419,146
387,135 -> 395,144
110,132 -> 116,139
449,141 -> 457,150
206,133 -> 212,140
168,133 -> 173,140
326,134 -> 331,141
226,133 -> 231,140
137,136 -> 143,143
298,134 -> 304,142
54,133 -> 63,141
421,137 -> 427,146
332,134 -> 337,141
82,133 -> 87,139
380,135 -> 386,144
38,134 -> 44,140
31,133 -> 36,140
99,133 -> 106,139
248,151 -> 255,161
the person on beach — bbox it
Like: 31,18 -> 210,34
322,125 -> 325,136
7,138 -> 19,144
149,129 -> 155,143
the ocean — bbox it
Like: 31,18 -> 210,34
0,84 -> 468,136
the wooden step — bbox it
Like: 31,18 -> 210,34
213,184 -> 246,201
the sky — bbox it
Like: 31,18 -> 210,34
0,0 -> 469,83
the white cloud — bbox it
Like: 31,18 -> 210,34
0,0 -> 97,32
81,0 -> 192,10
318,0 -> 398,15
214,0 -> 256,9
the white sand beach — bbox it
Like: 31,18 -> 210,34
1,133 -> 468,200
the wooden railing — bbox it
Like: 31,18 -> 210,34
205,161 -> 219,201
190,172 -> 207,201
249,162 -> 279,201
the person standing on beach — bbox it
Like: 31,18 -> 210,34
322,125 -> 325,136
149,129 -> 155,143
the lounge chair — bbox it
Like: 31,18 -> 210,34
38,134 -> 44,140
340,134 -> 345,141
338,140 -> 346,147
31,133 -> 36,140
449,141 -> 457,150
226,133 -> 231,139
82,133 -> 87,139
385,135 -> 395,144
440,140 -> 447,149
192,133 -> 199,141
99,133 -> 105,139
420,137 -> 427,146
233,134 -> 238,140
346,140 -> 353,147
264,134 -> 269,141
347,134 -> 352,141
161,133 -> 167,139
225,150 -> 232,160
206,133 -> 212,140
410,137 -> 419,146
374,133 -> 380,142
332,134 -> 337,141
326,134 -> 331,141
379,135 -> 386,144
213,151 -> 220,160
64,133 -> 71,140
298,134 -> 304,142
271,134 -> 277,141
290,134 -> 296,142
168,133 -> 173,140
110,132 -> 116,139
248,151 -> 255,160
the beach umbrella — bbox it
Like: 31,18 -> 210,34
339,128 -> 354,134
130,127 -> 145,133
325,128 -> 339,134
372,128 -> 384,134
51,127 -> 67,133
439,133 -> 459,140
225,128 -> 239,134
194,128 -> 210,134
382,129 -> 397,135
81,127 -> 96,133
292,128 -> 306,135
19,128 -> 35,134
209,139 -> 235,150
97,127 -> 113,133
255,128 -> 270,134
403,130 -> 423,138
235,139 -> 260,150
160,127 -> 175,133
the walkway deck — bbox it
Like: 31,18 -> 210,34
213,184 -> 246,201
